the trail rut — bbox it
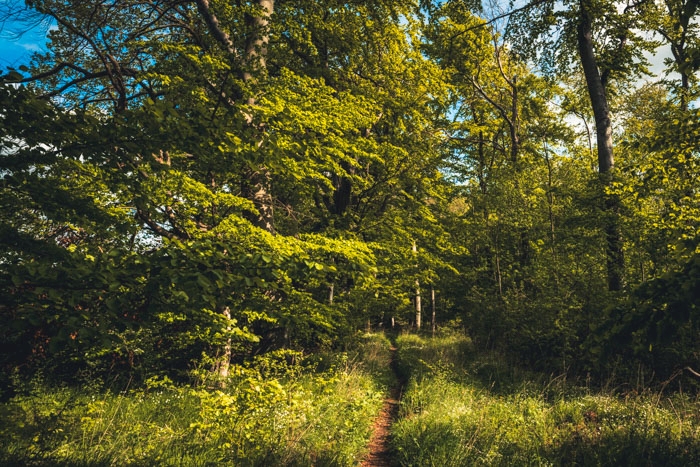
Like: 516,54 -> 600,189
361,345 -> 402,467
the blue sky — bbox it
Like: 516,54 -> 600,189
0,3 -> 674,80
0,8 -> 50,71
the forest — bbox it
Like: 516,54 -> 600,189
1,0 -> 699,464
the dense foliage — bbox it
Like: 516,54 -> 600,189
0,334 -> 392,466
1,0 -> 699,399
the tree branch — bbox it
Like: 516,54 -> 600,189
17,62 -> 91,83
195,0 -> 237,55
136,208 -> 179,240
450,0 -> 550,38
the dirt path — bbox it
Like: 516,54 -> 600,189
361,345 -> 402,467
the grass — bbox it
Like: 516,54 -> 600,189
0,332 -> 392,466
7,331 -> 698,466
391,332 -> 700,466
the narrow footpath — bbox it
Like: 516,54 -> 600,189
361,344 -> 403,467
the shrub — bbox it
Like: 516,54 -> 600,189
0,334 -> 391,466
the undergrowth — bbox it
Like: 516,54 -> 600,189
392,332 -> 700,466
0,333 -> 391,466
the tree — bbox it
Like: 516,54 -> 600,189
421,2 -> 598,365
507,0 -> 657,292
651,0 -> 700,111
1,0 -> 457,385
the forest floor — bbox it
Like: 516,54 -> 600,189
361,344 -> 402,467
387,333 -> 700,466
4,333 -> 700,466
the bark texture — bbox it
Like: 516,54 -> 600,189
577,0 -> 625,291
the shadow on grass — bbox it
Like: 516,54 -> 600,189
391,333 -> 700,466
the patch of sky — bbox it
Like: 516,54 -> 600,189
0,1 -> 54,70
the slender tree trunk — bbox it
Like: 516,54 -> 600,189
543,139 -> 557,256
509,75 -> 520,164
431,286 -> 436,337
663,0 -> 698,112
413,241 -> 421,330
495,243 -> 503,297
576,3 -> 613,173
577,0 -> 624,291
679,68 -> 690,112
213,305 -> 232,386
415,281 -> 422,330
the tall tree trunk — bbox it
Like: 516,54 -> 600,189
431,286 -> 436,337
243,0 -> 276,233
415,280 -> 422,330
243,0 -> 274,99
413,241 -> 421,330
195,0 -> 276,381
577,0 -> 624,291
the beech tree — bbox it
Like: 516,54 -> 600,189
506,0 -> 658,292
1,0 -> 456,382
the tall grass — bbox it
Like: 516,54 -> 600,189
392,333 -> 700,466
0,333 -> 392,466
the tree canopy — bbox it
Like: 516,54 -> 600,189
1,0 -> 699,392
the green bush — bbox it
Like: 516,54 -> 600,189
0,334 -> 391,466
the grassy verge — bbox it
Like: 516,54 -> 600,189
392,333 -> 700,466
0,333 -> 392,466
